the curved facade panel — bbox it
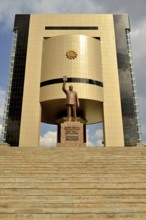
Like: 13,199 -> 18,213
41,34 -> 102,82
40,34 -> 103,124
40,83 -> 103,102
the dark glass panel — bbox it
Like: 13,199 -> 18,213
114,15 -> 138,146
5,15 -> 30,146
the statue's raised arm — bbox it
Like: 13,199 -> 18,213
62,75 -> 67,93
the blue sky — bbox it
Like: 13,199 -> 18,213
0,0 -> 146,146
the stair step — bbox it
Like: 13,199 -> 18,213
1,195 -> 146,203
0,202 -> 146,214
1,213 -> 146,220
0,176 -> 146,182
0,182 -> 146,189
0,188 -> 146,196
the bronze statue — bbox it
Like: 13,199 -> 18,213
62,76 -> 80,121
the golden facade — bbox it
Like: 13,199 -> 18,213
3,14 -> 140,147
18,14 -> 124,147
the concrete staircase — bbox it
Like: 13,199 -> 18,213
0,145 -> 146,219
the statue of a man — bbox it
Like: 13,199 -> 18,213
62,76 -> 80,121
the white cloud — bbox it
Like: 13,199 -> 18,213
131,19 -> 146,59
0,0 -> 104,30
0,0 -> 146,35
95,129 -> 103,139
40,130 -> 57,147
0,0 -> 29,30
86,128 -> 94,147
96,139 -> 104,147
87,128 -> 104,147
95,129 -> 104,147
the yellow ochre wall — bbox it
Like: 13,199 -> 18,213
19,14 -> 124,147
41,35 -> 102,83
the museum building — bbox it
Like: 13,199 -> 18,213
2,14 -> 141,147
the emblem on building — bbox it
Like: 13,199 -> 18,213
66,50 -> 78,59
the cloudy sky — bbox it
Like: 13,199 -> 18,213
0,0 -> 146,146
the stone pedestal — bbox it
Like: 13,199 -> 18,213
58,122 -> 86,147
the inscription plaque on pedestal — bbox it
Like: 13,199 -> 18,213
58,122 -> 85,147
